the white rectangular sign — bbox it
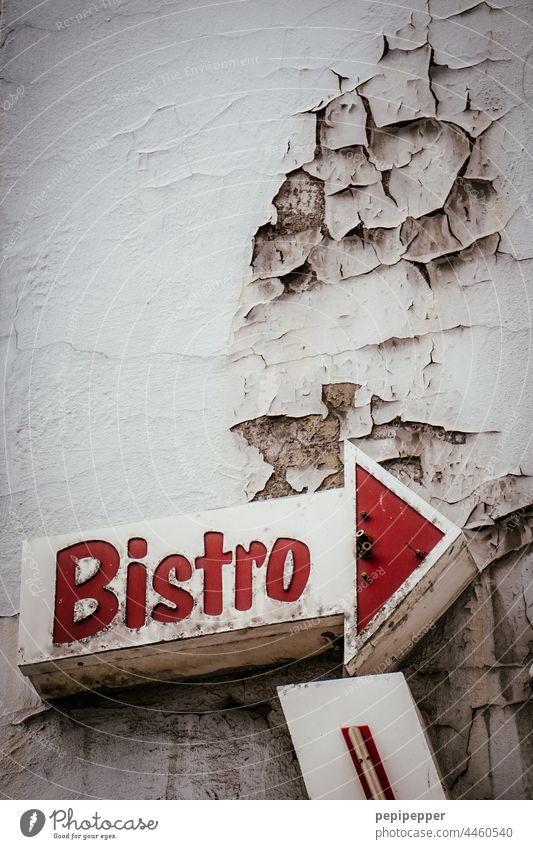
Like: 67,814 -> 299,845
278,673 -> 446,800
19,490 -> 353,696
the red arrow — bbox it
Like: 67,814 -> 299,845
355,466 -> 445,632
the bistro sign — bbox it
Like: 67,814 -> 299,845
52,532 -> 313,643
18,445 -> 479,697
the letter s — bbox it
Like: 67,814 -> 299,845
151,555 -> 194,622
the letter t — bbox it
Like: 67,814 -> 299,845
195,532 -> 232,615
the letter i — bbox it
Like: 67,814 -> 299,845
125,538 -> 148,629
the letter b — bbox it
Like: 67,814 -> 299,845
53,541 -> 120,643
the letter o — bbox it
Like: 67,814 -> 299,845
266,538 -> 310,602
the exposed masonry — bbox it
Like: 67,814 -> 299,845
235,383 -> 355,498
230,17 -> 533,799
404,542 -> 533,800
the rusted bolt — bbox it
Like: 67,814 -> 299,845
356,530 -> 373,559
407,543 -> 426,560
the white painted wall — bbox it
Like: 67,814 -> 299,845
1,0 -> 431,615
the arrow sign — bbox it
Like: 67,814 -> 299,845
343,443 -> 478,676
18,444 -> 478,697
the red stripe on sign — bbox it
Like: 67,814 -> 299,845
356,467 -> 445,632
341,725 -> 395,800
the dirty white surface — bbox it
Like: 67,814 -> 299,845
18,489 -> 352,666
1,0 -> 532,799
278,673 -> 445,800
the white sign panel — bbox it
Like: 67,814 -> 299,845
19,490 -> 352,696
278,673 -> 446,800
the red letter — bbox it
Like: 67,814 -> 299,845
266,538 -> 310,602
234,541 -> 267,611
53,541 -> 120,643
152,555 -> 194,623
125,563 -> 147,629
195,532 -> 232,615
128,537 -> 147,559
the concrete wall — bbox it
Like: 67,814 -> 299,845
1,0 -> 532,799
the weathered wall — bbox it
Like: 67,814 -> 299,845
1,0 -> 532,799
